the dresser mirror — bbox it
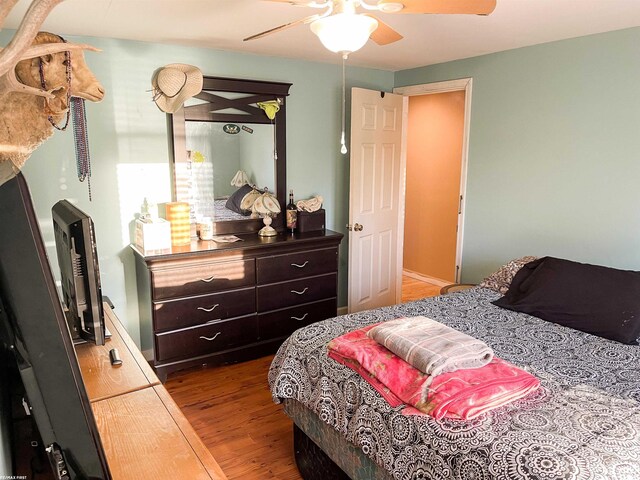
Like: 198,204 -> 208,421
169,76 -> 292,235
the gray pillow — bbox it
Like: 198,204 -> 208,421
225,184 -> 253,215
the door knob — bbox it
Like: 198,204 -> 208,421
346,223 -> 364,232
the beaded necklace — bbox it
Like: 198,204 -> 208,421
38,49 -> 71,130
71,97 -> 92,200
38,40 -> 93,200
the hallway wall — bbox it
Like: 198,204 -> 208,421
403,91 -> 465,283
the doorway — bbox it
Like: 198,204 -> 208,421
346,80 -> 471,310
394,79 -> 472,300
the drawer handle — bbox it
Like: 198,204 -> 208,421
200,275 -> 217,283
291,261 -> 309,268
291,313 -> 309,321
199,332 -> 221,342
291,287 -> 309,295
197,304 -> 219,313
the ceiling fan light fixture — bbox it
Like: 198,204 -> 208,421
310,13 -> 378,54
378,2 -> 404,13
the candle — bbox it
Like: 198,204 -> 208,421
164,202 -> 191,246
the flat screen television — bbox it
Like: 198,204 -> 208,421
52,200 -> 106,346
0,173 -> 111,479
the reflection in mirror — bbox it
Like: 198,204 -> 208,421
185,122 -> 275,221
169,76 -> 292,235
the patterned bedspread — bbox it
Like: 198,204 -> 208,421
212,198 -> 248,221
268,288 -> 640,480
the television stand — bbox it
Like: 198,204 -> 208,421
74,302 -> 227,479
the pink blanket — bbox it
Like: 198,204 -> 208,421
327,324 -> 540,420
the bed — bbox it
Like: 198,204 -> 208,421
213,198 -> 249,221
212,183 -> 265,222
268,259 -> 640,480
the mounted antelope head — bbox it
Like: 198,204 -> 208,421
0,0 -> 105,185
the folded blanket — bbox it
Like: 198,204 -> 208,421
328,324 -> 540,420
368,316 -> 494,375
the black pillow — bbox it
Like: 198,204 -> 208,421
225,184 -> 253,215
492,256 -> 640,345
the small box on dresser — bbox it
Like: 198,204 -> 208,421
296,209 -> 325,232
134,218 -> 171,256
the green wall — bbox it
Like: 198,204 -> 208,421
395,27 -> 640,282
3,31 -> 393,349
5,23 -> 639,475
5,26 -> 640,350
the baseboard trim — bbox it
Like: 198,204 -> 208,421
403,269 -> 451,288
337,306 -> 348,316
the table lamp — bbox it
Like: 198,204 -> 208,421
252,191 -> 281,237
230,169 -> 250,187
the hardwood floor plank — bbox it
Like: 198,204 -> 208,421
401,275 -> 442,302
166,355 -> 302,480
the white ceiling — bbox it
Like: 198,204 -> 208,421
4,0 -> 640,71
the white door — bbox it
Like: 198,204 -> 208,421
348,88 -> 404,313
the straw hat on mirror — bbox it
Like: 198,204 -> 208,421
151,63 -> 203,113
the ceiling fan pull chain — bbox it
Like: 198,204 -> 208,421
71,97 -> 93,201
273,118 -> 278,161
340,53 -> 348,154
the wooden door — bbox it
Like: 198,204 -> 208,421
347,88 -> 404,313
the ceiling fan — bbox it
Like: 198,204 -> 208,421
244,0 -> 497,54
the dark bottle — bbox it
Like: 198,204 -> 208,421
286,189 -> 297,233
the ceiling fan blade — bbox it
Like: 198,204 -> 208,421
378,0 -> 497,15
243,13 -> 321,41
366,15 -> 403,45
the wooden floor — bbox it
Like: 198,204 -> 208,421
165,355 -> 301,480
165,275 -> 441,480
401,275 -> 442,302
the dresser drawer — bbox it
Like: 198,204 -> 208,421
257,273 -> 337,311
258,298 -> 337,340
151,258 -> 255,300
153,287 -> 256,332
256,248 -> 338,285
155,314 -> 258,362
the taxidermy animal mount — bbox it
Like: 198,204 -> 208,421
0,0 -> 104,185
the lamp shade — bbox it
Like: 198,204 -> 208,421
230,169 -> 250,187
252,191 -> 281,237
252,191 -> 281,215
310,13 -> 378,54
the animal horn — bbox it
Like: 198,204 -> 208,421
0,0 -> 21,26
0,65 -> 56,98
0,0 -> 66,76
16,42 -> 101,60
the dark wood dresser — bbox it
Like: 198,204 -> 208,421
133,230 -> 343,381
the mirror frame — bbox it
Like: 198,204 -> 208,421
168,76 -> 292,235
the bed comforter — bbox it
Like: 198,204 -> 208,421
268,288 -> 640,480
